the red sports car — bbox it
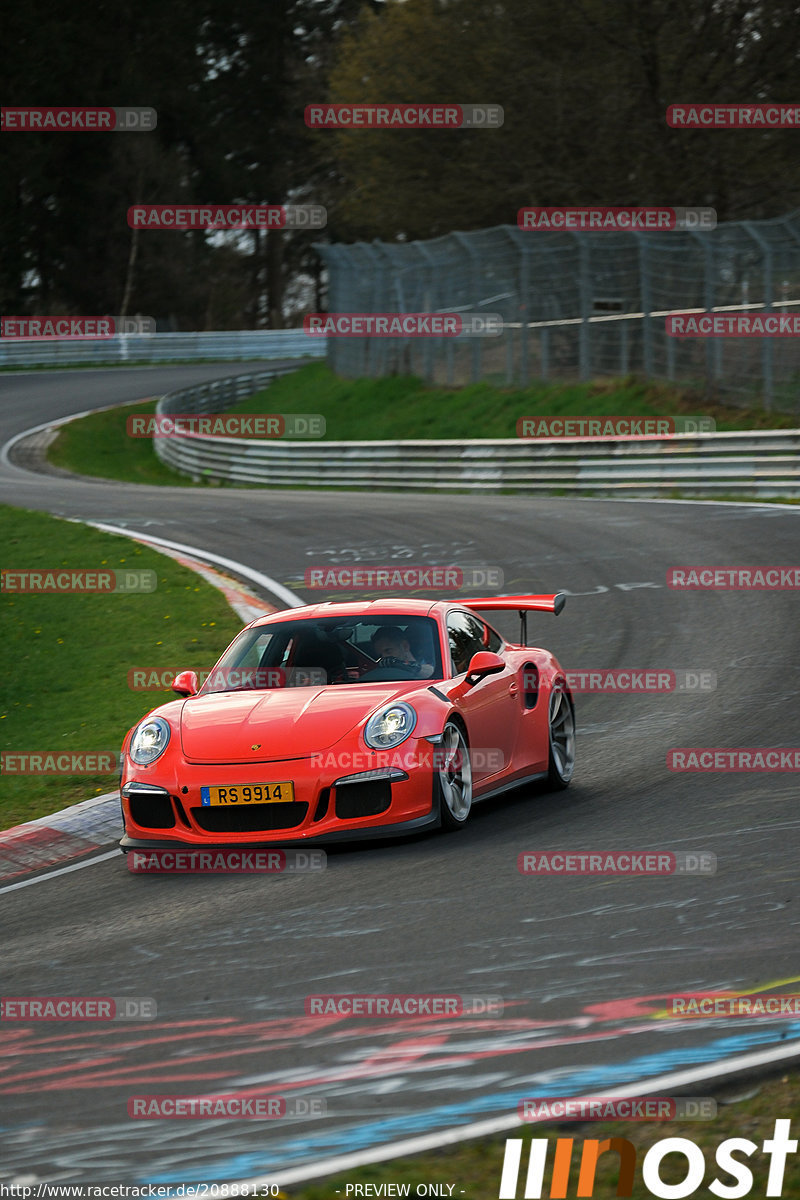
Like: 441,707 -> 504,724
119,594 -> 575,848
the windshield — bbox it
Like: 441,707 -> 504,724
200,615 -> 444,693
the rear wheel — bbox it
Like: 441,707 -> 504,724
436,720 -> 473,830
547,684 -> 575,789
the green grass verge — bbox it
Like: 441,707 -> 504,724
290,1068 -> 800,1200
0,505 -> 243,828
48,398 -> 203,486
231,363 -> 800,439
47,365 -> 799,488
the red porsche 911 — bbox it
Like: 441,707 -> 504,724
119,594 -> 575,849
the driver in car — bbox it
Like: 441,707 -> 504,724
371,626 -> 434,678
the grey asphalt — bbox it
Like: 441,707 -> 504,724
1,365 -> 799,1185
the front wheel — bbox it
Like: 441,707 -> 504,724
435,720 -> 473,830
547,684 -> 575,789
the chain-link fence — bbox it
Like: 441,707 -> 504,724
315,210 -> 800,410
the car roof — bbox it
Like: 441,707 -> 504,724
248,598 -> 461,628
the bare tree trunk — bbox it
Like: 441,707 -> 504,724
249,227 -> 262,327
266,229 -> 284,328
314,259 -> 325,312
119,224 -> 139,317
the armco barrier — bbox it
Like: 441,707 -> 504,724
152,371 -> 800,497
155,365 -> 303,422
0,329 -> 325,367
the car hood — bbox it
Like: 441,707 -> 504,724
179,684 -> 421,763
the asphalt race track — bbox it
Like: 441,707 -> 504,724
1,366 -> 799,1185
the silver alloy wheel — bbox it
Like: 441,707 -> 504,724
438,721 -> 472,823
548,685 -> 576,783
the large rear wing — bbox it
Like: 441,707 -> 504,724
460,593 -> 566,647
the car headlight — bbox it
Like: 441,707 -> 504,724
129,717 -> 171,766
364,702 -> 417,750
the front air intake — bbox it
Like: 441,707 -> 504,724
334,779 -> 392,820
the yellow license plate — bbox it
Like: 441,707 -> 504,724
200,782 -> 295,806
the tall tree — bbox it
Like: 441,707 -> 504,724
0,0 -> 382,325
322,0 -> 800,241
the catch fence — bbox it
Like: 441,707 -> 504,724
315,210 -> 800,410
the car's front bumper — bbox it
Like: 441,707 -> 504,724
119,807 -> 440,851
120,747 -> 439,847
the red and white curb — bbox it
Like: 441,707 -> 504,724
0,528 -> 294,884
0,789 -> 123,883
113,534 -> 274,626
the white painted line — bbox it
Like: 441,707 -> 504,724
244,1038 -> 800,1188
589,496 -> 800,512
0,850 -> 121,897
0,396 -> 149,469
81,521 -> 305,611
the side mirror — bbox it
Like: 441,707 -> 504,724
465,651 -> 505,686
172,669 -> 199,697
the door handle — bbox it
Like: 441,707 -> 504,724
508,683 -> 518,695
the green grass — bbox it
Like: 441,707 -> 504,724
230,363 -> 798,439
48,398 -> 204,486
0,505 -> 244,828
289,1067 -> 800,1200
47,364 -> 799,487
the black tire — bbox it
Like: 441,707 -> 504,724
546,683 -> 575,790
435,720 -> 473,831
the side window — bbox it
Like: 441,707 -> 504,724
447,611 -> 487,675
485,622 -> 503,653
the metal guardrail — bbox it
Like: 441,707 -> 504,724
156,366 -> 300,416
154,363 -> 311,473
153,370 -> 800,497
0,329 -> 325,367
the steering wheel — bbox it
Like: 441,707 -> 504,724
378,655 -> 406,667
